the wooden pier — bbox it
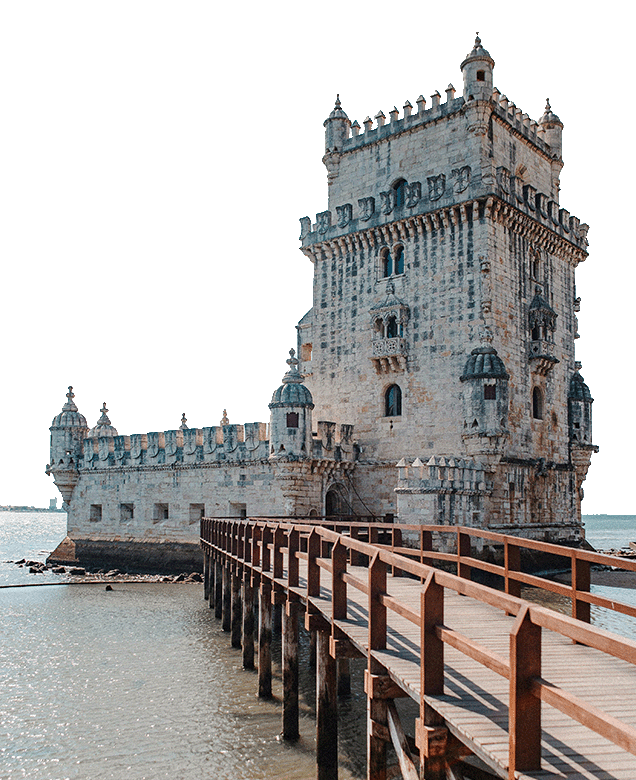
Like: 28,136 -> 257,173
200,518 -> 636,780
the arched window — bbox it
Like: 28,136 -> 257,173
386,316 -> 398,339
381,248 -> 392,278
532,387 -> 543,420
393,179 -> 406,209
530,253 -> 541,281
385,384 -> 402,417
394,245 -> 404,275
374,317 -> 385,338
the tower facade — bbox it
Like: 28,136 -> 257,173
297,36 -> 596,538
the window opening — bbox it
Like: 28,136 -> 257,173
532,387 -> 543,420
484,385 -> 496,400
189,504 -> 205,523
477,70 -> 485,81
394,245 -> 404,275
154,502 -> 169,522
286,412 -> 299,428
381,248 -> 393,278
393,179 -> 406,209
90,504 -> 102,522
385,384 -> 402,417
120,503 -> 134,522
386,316 -> 399,339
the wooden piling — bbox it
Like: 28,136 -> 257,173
214,559 -> 223,620
222,564 -> 231,632
316,629 -> 338,780
337,658 -> 351,697
242,576 -> 255,669
282,600 -> 300,741
231,572 -> 242,648
258,581 -> 272,699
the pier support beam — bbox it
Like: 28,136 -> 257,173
222,564 -> 231,632
231,572 -> 242,648
242,577 -> 255,669
337,658 -> 351,697
214,560 -> 223,620
203,549 -> 210,601
258,581 -> 272,699
282,600 -> 300,741
316,629 -> 338,780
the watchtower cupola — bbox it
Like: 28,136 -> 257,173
540,99 -> 563,159
460,33 -> 494,102
269,349 -> 314,460
323,95 -> 351,153
47,386 -> 88,507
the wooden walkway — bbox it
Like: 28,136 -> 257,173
201,519 -> 636,780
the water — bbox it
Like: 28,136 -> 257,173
1,512 -> 635,779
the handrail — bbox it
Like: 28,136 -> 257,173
201,517 -> 636,774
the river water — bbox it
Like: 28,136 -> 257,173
1,511 -> 635,779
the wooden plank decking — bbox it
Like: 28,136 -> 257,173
302,563 -> 636,779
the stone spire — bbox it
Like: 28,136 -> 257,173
62,386 -> 78,412
220,409 -> 229,425
324,94 -> 351,153
282,348 -> 304,384
87,402 -> 118,438
461,32 -> 495,102
180,413 -> 189,430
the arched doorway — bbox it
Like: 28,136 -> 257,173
325,483 -> 350,517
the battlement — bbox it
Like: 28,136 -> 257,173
77,420 -> 356,469
396,456 -> 492,494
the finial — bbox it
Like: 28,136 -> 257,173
180,413 -> 188,430
286,348 -> 299,370
475,32 -> 481,45
335,94 -> 341,109
62,385 -> 79,412
96,402 -> 112,426
221,409 -> 229,425
67,386 -> 74,401
545,98 -> 551,112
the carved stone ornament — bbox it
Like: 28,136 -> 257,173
358,197 -> 375,222
451,166 -> 471,193
404,181 -> 421,208
316,210 -> 332,234
379,190 -> 396,215
496,166 -> 510,194
336,203 -> 353,228
427,174 -> 446,202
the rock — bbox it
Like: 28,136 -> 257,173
15,559 -> 25,565
105,569 -> 120,577
69,567 -> 86,575
105,584 -> 113,591
52,566 -> 66,574
174,574 -> 185,582
161,576 -> 173,582
29,566 -> 41,574
188,572 -> 203,582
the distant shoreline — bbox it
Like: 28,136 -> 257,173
0,506 -> 65,513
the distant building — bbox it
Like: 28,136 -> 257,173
47,37 -> 596,572
49,498 -> 57,510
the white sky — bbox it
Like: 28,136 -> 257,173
0,2 -> 632,514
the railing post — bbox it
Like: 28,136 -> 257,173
505,539 -> 522,599
572,552 -> 591,624
457,529 -> 471,580
391,527 -> 403,577
350,525 -> 361,567
420,529 -> 433,581
231,568 -> 242,648
273,526 -> 285,580
367,552 -> 387,780
307,528 -> 320,597
203,547 -> 210,600
262,525 -> 272,573
288,527 -> 299,589
332,539 -> 347,621
416,571 -> 446,780
509,605 -> 541,777
222,561 -> 231,632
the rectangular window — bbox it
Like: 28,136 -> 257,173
301,343 -> 312,361
189,503 -> 205,524
153,502 -> 169,522
120,503 -> 134,522
484,385 -> 496,400
90,504 -> 102,522
286,412 -> 299,428
229,502 -> 247,519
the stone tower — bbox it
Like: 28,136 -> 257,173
297,36 -> 596,538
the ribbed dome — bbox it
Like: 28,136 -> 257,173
540,98 -> 562,127
51,387 -> 88,429
269,349 -> 314,409
87,402 -> 118,438
461,346 -> 509,380
326,95 -> 349,122
569,371 -> 593,402
461,34 -> 494,67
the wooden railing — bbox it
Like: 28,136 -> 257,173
201,518 -> 636,778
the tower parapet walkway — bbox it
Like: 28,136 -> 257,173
200,518 -> 636,780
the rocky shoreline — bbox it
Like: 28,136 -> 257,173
7,558 -> 203,584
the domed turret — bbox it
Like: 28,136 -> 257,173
87,403 -> 118,439
460,345 -> 509,454
568,363 -> 593,444
324,95 -> 351,153
461,33 -> 495,102
47,387 -> 89,507
540,98 -> 563,158
269,349 -> 314,459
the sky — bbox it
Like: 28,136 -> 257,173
0,1 -> 633,514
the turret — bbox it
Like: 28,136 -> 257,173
461,34 -> 494,102
460,345 -> 510,458
269,349 -> 314,460
46,387 -> 88,507
84,402 -> 119,465
568,363 -> 593,446
86,403 -> 118,439
540,98 -> 563,159
323,95 -> 351,153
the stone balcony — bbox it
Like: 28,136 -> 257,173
372,337 -> 407,373
529,339 -> 559,375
